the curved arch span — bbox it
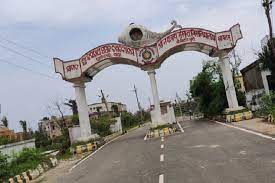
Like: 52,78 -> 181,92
53,24 -> 242,82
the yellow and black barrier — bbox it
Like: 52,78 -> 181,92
226,111 -> 253,123
74,142 -> 98,155
147,127 -> 177,139
268,114 -> 275,123
7,157 -> 58,183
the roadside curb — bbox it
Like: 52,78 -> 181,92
212,120 -> 275,141
6,157 -> 58,183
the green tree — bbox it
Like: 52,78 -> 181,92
190,62 -> 228,117
19,120 -> 27,133
120,111 -> 140,130
258,41 -> 275,89
259,92 -> 275,117
1,116 -> 8,128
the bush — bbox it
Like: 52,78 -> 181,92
0,152 -> 10,181
90,116 -> 115,137
9,148 -> 47,176
0,136 -> 16,146
259,92 -> 275,117
34,131 -> 52,149
0,148 -> 50,181
121,111 -> 140,130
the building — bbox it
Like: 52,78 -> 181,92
88,102 -> 127,119
240,60 -> 273,111
0,125 -> 24,141
0,125 -> 16,139
38,116 -> 73,139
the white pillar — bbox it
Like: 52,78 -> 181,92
147,70 -> 166,127
74,82 -> 92,141
219,53 -> 240,110
261,70 -> 271,94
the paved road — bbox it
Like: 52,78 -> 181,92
58,119 -> 275,183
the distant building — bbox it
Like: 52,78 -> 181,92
38,116 -> 73,139
240,60 -> 273,111
0,125 -> 16,139
0,125 -> 24,141
88,102 -> 127,119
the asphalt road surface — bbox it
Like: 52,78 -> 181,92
58,119 -> 275,183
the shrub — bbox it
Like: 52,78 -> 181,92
90,116 -> 115,137
9,148 -> 47,176
121,111 -> 141,130
0,152 -> 10,181
0,136 -> 16,146
259,92 -> 275,117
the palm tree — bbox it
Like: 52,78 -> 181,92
1,116 -> 8,127
19,120 -> 27,133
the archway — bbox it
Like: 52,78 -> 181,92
53,21 -> 243,141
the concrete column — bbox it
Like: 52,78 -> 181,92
261,70 -> 271,94
147,70 -> 165,127
219,53 -> 240,110
74,82 -> 92,141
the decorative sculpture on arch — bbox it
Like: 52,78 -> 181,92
118,20 -> 182,47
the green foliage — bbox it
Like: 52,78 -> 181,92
120,111 -> 140,130
19,120 -> 27,133
259,92 -> 275,117
57,148 -> 72,160
1,116 -> 8,127
0,152 -> 10,181
0,148 -> 49,181
0,136 -> 16,146
190,60 -> 247,117
190,65 -> 227,117
90,116 -> 115,137
71,115 -> 79,125
9,148 -> 47,175
34,131 -> 52,149
258,40 -> 275,88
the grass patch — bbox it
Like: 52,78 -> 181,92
0,148 -> 51,182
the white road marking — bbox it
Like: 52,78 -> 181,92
159,174 -> 164,183
160,154 -> 164,162
161,144 -> 164,149
213,120 -> 275,141
161,137 -> 164,142
239,151 -> 247,155
144,134 -> 147,141
177,121 -> 185,133
69,133 -> 124,172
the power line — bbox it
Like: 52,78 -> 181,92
0,58 -> 56,79
0,43 -> 52,68
0,35 -> 51,59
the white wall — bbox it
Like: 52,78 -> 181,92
0,139 -> 35,156
110,117 -> 123,133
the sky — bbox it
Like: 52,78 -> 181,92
0,0 -> 272,132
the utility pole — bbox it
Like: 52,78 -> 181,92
175,93 -> 183,122
132,85 -> 143,120
99,90 -> 111,118
262,0 -> 275,51
263,0 -> 274,40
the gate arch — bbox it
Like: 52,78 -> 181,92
53,21 -> 243,142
